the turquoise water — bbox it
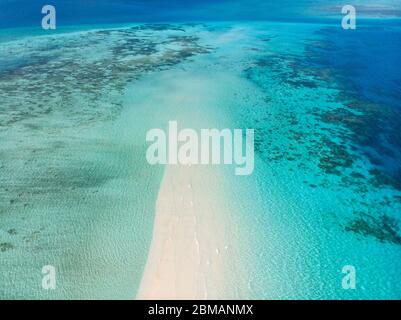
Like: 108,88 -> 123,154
0,21 -> 401,299
0,24 -> 207,299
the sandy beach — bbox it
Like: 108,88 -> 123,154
134,51 -> 260,299
137,162 -> 243,299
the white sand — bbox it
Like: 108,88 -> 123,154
137,162 -> 245,300
131,61 -> 257,299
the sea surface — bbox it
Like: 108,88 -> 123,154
0,19 -> 400,299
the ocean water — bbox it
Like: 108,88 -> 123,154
0,18 -> 400,299
224,21 -> 401,299
0,24 -> 209,298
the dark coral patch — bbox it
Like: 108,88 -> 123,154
345,214 -> 401,245
0,242 -> 14,252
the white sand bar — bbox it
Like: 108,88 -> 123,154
137,162 -> 246,299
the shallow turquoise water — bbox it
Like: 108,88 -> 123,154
0,21 -> 400,299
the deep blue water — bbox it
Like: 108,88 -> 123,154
317,26 -> 401,110
1,0 -> 401,28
